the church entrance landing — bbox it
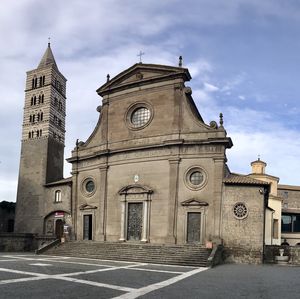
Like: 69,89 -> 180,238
127,203 -> 143,241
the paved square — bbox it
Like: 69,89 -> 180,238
2,253 -> 300,298
0,253 -> 206,299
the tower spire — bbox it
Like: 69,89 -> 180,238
38,41 -> 57,69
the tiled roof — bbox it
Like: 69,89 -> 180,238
224,173 -> 269,185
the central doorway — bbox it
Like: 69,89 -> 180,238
187,212 -> 201,243
127,203 -> 143,241
83,214 -> 93,240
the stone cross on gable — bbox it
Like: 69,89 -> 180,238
137,51 -> 145,63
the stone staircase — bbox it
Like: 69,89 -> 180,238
43,241 -> 211,267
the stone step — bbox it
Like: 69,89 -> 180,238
44,241 -> 211,267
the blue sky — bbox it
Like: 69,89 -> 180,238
0,0 -> 300,202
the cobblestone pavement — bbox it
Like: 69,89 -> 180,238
0,254 -> 300,299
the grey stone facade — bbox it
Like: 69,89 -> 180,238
15,46 -> 279,263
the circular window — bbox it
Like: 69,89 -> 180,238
85,180 -> 95,193
81,178 -> 96,197
189,171 -> 204,186
233,202 -> 248,219
126,102 -> 153,130
184,167 -> 207,190
131,107 -> 150,128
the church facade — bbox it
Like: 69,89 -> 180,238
14,45 -> 300,263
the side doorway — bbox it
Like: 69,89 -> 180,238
187,212 -> 201,243
83,214 -> 93,240
55,219 -> 64,239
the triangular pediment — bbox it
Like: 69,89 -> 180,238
79,203 -> 98,210
119,184 -> 153,195
97,63 -> 191,96
181,199 -> 209,207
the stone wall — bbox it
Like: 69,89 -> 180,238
223,246 -> 263,264
0,233 -> 36,251
222,184 -> 265,263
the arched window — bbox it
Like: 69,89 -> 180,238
37,130 -> 40,137
32,79 -> 35,89
40,112 -> 43,121
54,190 -> 62,203
39,77 -> 42,87
43,76 -> 45,85
38,95 -> 41,104
37,113 -> 40,121
32,115 -> 35,122
28,132 -> 31,138
31,97 -> 34,106
34,78 -> 38,88
40,129 -> 42,136
41,94 -> 44,103
29,115 -> 32,122
34,96 -> 37,105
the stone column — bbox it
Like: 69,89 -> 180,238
119,199 -> 126,242
141,199 -> 149,242
166,157 -> 181,243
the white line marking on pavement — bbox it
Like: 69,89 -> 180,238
59,263 -> 145,277
0,259 -> 19,262
35,259 -> 114,268
0,267 -> 48,277
29,263 -> 53,266
0,276 -> 49,285
127,267 -> 182,274
39,254 -> 146,265
53,276 -> 135,292
112,267 -> 208,299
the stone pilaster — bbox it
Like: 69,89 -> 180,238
213,157 -> 225,238
166,157 -> 181,243
98,165 -> 108,241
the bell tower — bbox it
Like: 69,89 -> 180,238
15,43 -> 67,234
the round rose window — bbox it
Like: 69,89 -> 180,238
233,202 -> 248,219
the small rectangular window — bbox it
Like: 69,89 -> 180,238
55,190 -> 62,203
273,219 -> 279,238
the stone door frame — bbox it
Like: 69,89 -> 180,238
119,184 -> 153,243
79,204 -> 97,241
181,199 -> 208,245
